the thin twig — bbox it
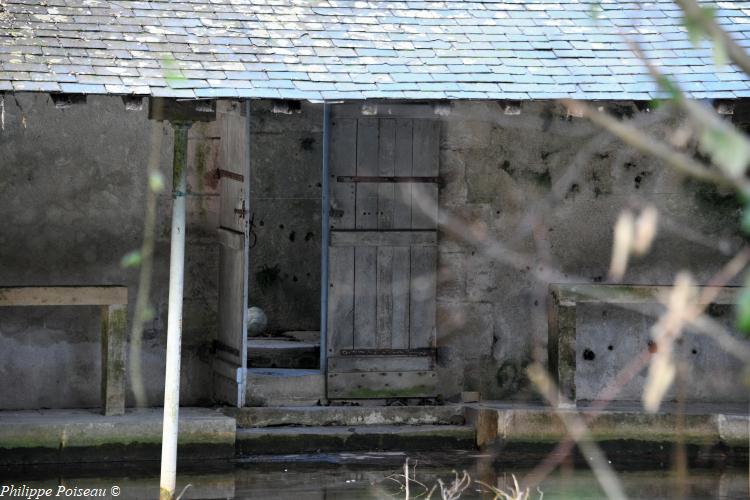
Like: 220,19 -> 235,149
674,0 -> 750,76
128,99 -> 165,406
527,364 -> 628,500
565,100 -> 734,189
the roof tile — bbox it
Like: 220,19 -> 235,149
0,0 -> 747,100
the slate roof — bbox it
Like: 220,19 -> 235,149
0,0 -> 749,101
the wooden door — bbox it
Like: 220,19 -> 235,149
213,102 -> 249,406
327,105 -> 440,399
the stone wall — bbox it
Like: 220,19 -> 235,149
435,101 -> 746,402
0,94 -> 221,408
0,95 -> 745,409
247,101 -> 322,335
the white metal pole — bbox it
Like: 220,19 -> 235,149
159,122 -> 190,500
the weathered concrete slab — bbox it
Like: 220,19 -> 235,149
0,408 -> 236,464
247,337 -> 319,370
246,369 -> 325,406
236,425 -> 475,455
466,402 -> 749,448
226,405 -> 465,428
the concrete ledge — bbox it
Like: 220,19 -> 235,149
246,369 -> 325,406
467,403 -> 749,448
717,414 -> 750,447
226,405 -> 465,427
236,424 -> 475,455
0,408 -> 236,464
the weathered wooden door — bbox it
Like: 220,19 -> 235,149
213,102 -> 249,406
327,105 -> 439,399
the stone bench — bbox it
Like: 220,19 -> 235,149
547,283 -> 739,407
0,286 -> 128,416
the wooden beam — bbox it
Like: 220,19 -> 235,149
0,286 -> 128,416
148,97 -> 216,122
331,103 -> 441,119
101,304 -> 127,416
328,355 -> 433,372
0,286 -> 128,306
327,370 -> 437,398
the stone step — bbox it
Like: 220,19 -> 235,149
236,425 -> 476,455
247,331 -> 320,342
0,408 -> 235,465
247,337 -> 319,369
246,368 -> 325,406
226,405 -> 466,428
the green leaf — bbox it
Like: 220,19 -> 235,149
713,37 -> 728,67
149,171 -> 165,193
742,206 -> 750,233
121,250 -> 142,268
656,75 -> 681,101
698,127 -> 750,179
141,305 -> 156,322
737,288 -> 750,335
649,99 -> 666,110
683,6 -> 715,46
588,2 -> 602,20
161,56 -> 185,83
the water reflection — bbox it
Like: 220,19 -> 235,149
0,452 -> 746,499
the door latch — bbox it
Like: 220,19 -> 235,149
234,199 -> 249,219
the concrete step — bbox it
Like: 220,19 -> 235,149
246,368 -> 325,406
236,424 -> 475,455
0,408 -> 235,465
226,405 -> 466,428
466,402 -> 750,449
247,337 -> 319,369
247,331 -> 320,342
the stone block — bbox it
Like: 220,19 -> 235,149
441,119 -> 492,150
437,251 -> 467,301
436,301 -> 493,359
246,369 -> 325,406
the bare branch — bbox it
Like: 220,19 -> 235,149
674,0 -> 750,76
526,364 -> 628,500
566,100 -> 736,189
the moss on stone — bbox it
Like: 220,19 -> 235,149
341,385 -> 434,399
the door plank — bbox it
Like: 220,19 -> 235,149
411,120 -> 439,230
330,117 -> 357,230
328,246 -> 355,353
217,228 -> 245,366
327,371 -> 437,398
409,245 -> 437,349
376,246 -> 393,348
327,110 -> 439,400
377,119 -> 396,230
214,103 -> 249,407
329,355 -> 433,372
355,117 -> 379,230
219,112 -> 248,233
353,246 -> 377,348
391,246 -> 411,350
330,230 -> 437,247
393,119 -> 413,229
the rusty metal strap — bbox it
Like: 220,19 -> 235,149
339,348 -> 435,357
336,176 -> 441,184
216,168 -> 244,182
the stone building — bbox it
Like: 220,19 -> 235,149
1,0 -> 749,414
